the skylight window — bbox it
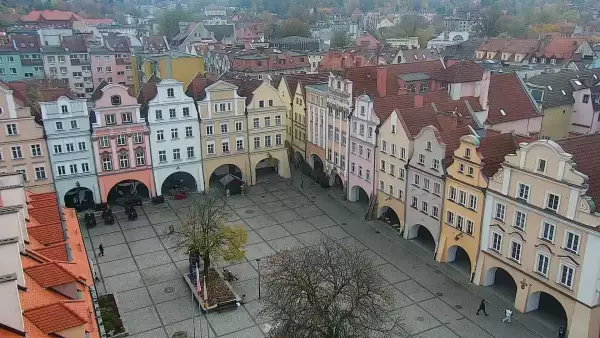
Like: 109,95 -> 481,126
500,109 -> 506,116
594,74 -> 598,80
547,85 -> 552,90
574,80 -> 582,86
561,90 -> 566,95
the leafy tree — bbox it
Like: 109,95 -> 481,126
528,23 -> 560,36
168,197 -> 247,278
559,9 -> 580,23
273,18 -> 312,38
330,31 -> 351,48
416,26 -> 434,47
261,239 -> 404,338
396,14 -> 428,37
157,9 -> 194,40
288,5 -> 311,23
473,6 -> 503,37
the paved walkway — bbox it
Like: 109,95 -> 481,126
83,176 -> 552,338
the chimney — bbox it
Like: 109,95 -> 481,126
413,94 -> 424,107
446,59 -> 457,67
376,66 -> 387,97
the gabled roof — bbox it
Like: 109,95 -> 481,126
400,48 -> 440,63
281,73 -> 329,97
20,10 -> 83,22
345,60 -> 444,97
60,35 -> 87,53
525,69 -> 600,108
185,73 -> 215,101
557,133 -> 600,212
88,80 -> 109,102
535,38 -> 586,60
218,73 -> 263,104
478,38 -> 539,54
104,35 -> 131,53
24,262 -> 78,287
12,34 -> 41,52
477,133 -> 520,177
487,73 -> 540,124
23,302 -> 87,334
431,60 -> 483,83
440,126 -> 473,165
137,75 -> 161,104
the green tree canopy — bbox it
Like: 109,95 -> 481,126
273,18 -> 312,38
330,31 -> 351,48
158,9 -> 194,40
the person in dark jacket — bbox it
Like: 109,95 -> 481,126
476,299 -> 488,316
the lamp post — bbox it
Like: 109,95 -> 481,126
75,181 -> 81,210
256,258 -> 261,299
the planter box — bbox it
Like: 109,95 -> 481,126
182,267 -> 242,313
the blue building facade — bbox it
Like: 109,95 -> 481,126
40,95 -> 100,208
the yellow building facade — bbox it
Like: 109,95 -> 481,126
276,76 -> 294,147
131,52 -> 205,94
291,82 -> 308,162
539,105 -> 572,140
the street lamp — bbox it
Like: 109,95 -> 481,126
256,258 -> 261,299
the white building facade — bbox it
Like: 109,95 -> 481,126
147,79 -> 205,195
40,96 -> 100,207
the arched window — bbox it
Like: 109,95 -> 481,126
61,105 -> 68,113
406,83 -> 416,93
419,82 -> 429,93
111,95 -> 121,106
360,106 -> 365,116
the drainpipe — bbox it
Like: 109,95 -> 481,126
472,187 -> 486,283
245,107 -> 253,185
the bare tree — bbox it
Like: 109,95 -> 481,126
168,196 -> 247,277
261,239 -> 404,338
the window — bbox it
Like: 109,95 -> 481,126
34,166 -> 46,180
411,196 -> 418,208
57,165 -> 66,176
11,146 -> 22,159
30,144 -> 42,157
169,108 -> 176,118
55,122 -> 63,130
351,162 -> 356,173
491,232 -> 502,252
158,150 -> 167,162
359,145 -> 363,156
466,220 -> 474,235
419,82 -> 428,93
265,135 -> 272,147
413,173 -> 420,186
426,141 -> 432,151
171,128 -> 179,139
446,210 -> 455,224
82,163 -> 90,172
60,105 -> 69,114
206,125 -> 213,135
69,164 -> 78,174
119,154 -> 129,168
449,186 -> 457,201
183,107 -> 190,117
268,99 -> 273,107
9,68 -> 16,74
173,148 -> 181,160
509,240 -> 522,263
423,178 -> 430,191
236,139 -> 244,151
133,133 -> 143,144
70,120 -> 78,129
365,170 -> 371,181
406,83 -> 416,93
432,159 -> 440,170
110,95 -> 121,106
235,121 -> 243,131
459,191 -> 467,206
467,167 -> 474,176
464,148 -> 471,159
535,252 -> 550,277
265,117 -> 271,127
187,146 -> 195,158
102,156 -> 112,171
106,66 -> 112,73
222,141 -> 230,153
156,130 -> 165,141
379,180 -> 385,190
421,201 -> 428,213
116,134 -> 126,146
156,110 -> 163,119
359,124 -> 364,135
583,94 -> 590,104
6,124 -> 17,135
432,206 -> 439,219
564,231 -> 580,254
276,134 -> 282,145
253,118 -> 260,128
468,195 -> 477,209
546,193 -> 560,212
259,100 -> 264,108
494,203 -> 506,221
537,159 -> 547,173
104,56 -> 110,61
105,114 -> 116,125
167,88 -> 174,97
433,182 -> 440,195
458,163 -> 465,173
254,137 -> 260,148
540,221 -> 555,242
136,152 -> 145,166
418,154 -> 425,164
456,215 -> 464,230
558,263 -> 575,289
366,149 -> 371,160
398,168 -> 405,180
99,136 -> 109,148
514,211 -> 526,230
517,183 -> 530,201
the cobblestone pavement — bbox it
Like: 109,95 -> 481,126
83,176 -> 549,338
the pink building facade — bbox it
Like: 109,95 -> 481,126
90,84 -> 155,202
89,36 -> 133,87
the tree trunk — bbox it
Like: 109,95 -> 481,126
203,254 -> 210,278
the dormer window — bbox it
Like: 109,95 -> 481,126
419,82 -> 428,93
406,83 -> 416,93
111,95 -> 121,106
360,106 -> 365,116
167,88 -> 174,97
540,58 -> 546,64
536,159 -> 546,173
426,141 -> 432,151
531,57 -> 537,63
61,105 -> 68,113
465,148 -> 471,159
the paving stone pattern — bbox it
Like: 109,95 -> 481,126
84,177 -> 546,338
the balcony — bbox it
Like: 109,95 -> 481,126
70,58 -> 90,66
116,58 -> 131,65
21,58 -> 43,66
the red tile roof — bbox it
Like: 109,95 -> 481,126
557,134 -> 600,212
345,60 -> 444,97
28,222 -> 64,245
487,73 -> 540,124
20,10 -> 83,22
431,61 -> 484,83
440,126 -> 473,164
185,73 -> 215,101
23,302 -> 86,334
535,38 -> 586,60
85,18 -> 114,25
35,243 -> 68,261
137,75 -> 161,104
477,39 -> 539,54
282,73 -> 329,97
24,262 -> 79,287
478,133 -> 520,177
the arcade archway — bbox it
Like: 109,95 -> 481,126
482,266 -> 518,305
526,291 -> 568,332
107,180 -> 150,206
209,164 -> 243,189
255,157 -> 281,180
309,153 -> 324,172
329,171 -> 344,191
161,171 -> 197,196
349,185 -> 369,205
64,186 -> 95,211
379,206 -> 400,227
410,225 -> 436,253
447,245 -> 472,276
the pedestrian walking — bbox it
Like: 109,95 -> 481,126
98,243 -> 104,257
502,308 -> 512,323
301,180 -> 304,189
558,325 -> 566,338
476,299 -> 488,316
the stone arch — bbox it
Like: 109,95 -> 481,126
349,185 -> 369,203
482,265 -> 518,305
309,153 -> 324,172
378,205 -> 400,227
160,171 -> 198,196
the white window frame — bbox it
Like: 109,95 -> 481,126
494,202 -> 506,221
545,192 -> 561,212
534,251 -> 550,278
490,231 -> 502,253
508,238 -> 523,263
540,221 -> 556,243
516,182 -> 531,201
563,230 -> 580,254
513,210 -> 527,230
557,261 -> 575,290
